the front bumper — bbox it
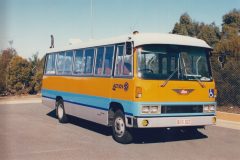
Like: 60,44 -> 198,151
134,115 -> 216,128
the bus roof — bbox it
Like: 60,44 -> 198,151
46,33 -> 211,53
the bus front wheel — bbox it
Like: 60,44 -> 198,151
56,99 -> 68,123
112,110 -> 133,144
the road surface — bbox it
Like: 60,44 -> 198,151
0,102 -> 239,160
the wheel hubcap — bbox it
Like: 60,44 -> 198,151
114,117 -> 125,137
58,104 -> 64,119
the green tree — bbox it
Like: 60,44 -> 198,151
0,55 -> 4,93
214,36 -> 240,59
172,13 -> 194,36
214,9 -> 240,59
221,9 -> 240,40
172,13 -> 220,47
28,53 -> 44,94
0,48 -> 17,94
197,23 -> 221,47
223,9 -> 240,28
212,9 -> 240,107
6,56 -> 32,95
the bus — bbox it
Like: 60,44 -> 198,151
42,33 -> 217,144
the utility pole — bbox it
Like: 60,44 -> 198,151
90,0 -> 93,39
8,40 -> 15,56
8,40 -> 13,50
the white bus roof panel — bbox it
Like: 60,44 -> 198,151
133,33 -> 211,49
47,33 -> 211,53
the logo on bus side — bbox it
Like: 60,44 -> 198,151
112,82 -> 129,91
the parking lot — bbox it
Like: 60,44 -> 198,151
0,101 -> 240,160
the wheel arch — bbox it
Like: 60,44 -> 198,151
108,102 -> 125,126
56,96 -> 63,103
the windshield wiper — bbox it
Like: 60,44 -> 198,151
184,73 -> 206,88
179,52 -> 206,88
161,53 -> 206,88
160,67 -> 205,88
160,66 -> 179,87
179,62 -> 205,88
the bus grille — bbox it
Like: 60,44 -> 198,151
161,105 -> 203,114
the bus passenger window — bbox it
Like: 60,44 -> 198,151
103,46 -> 114,76
95,47 -> 104,75
73,49 -> 84,74
84,48 -> 94,74
56,52 -> 65,74
64,51 -> 73,75
123,53 -> 132,76
115,45 -> 124,76
115,44 -> 132,76
45,54 -> 56,74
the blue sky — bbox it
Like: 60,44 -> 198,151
0,0 -> 239,58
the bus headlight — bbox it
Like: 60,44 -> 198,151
203,105 -> 216,113
142,105 -> 160,114
142,106 -> 150,113
209,105 -> 215,112
203,105 -> 209,112
150,106 -> 159,113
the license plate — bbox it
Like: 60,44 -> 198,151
176,119 -> 191,125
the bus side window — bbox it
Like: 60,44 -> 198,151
123,48 -> 132,76
103,46 -> 114,76
114,44 -> 133,77
95,47 -> 104,75
56,52 -> 65,75
64,51 -> 73,75
115,45 -> 124,76
73,49 -> 84,75
45,53 -> 56,74
84,48 -> 94,74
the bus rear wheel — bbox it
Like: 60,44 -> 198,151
56,99 -> 68,123
112,110 -> 133,144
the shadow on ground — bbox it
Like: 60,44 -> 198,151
132,128 -> 207,144
47,110 -> 207,144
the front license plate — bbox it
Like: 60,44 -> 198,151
176,119 -> 191,125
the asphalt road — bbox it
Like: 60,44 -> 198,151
0,103 -> 240,160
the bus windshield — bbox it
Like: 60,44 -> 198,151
137,44 -> 212,81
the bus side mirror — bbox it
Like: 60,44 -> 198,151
218,56 -> 224,63
218,54 -> 227,69
209,51 -> 213,57
126,42 -> 132,55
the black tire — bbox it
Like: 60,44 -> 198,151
112,110 -> 133,144
56,99 -> 68,123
